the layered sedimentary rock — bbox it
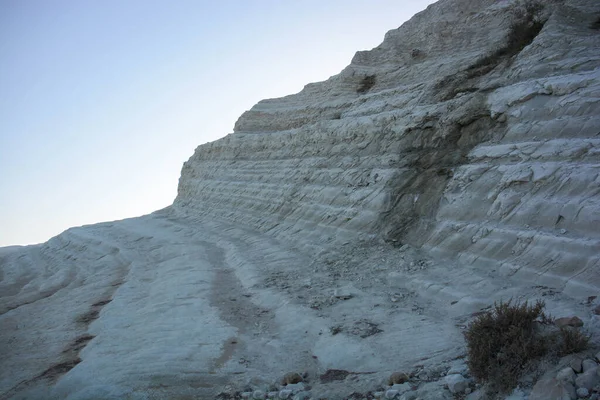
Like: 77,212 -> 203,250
176,0 -> 600,296
2,0 -> 600,399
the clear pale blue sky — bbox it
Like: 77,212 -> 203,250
0,0 -> 435,246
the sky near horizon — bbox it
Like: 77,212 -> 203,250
0,0 -> 436,247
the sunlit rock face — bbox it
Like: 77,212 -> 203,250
2,0 -> 600,399
176,0 -> 600,296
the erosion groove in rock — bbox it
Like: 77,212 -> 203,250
1,0 -> 600,399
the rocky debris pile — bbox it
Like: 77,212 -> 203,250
215,304 -> 600,400
215,360 -> 478,400
527,353 -> 600,400
215,379 -> 312,400
216,351 -> 600,399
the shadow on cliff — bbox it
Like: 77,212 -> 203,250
377,1 -> 549,246
379,98 -> 501,246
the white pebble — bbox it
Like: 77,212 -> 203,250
577,387 -> 589,398
253,390 -> 266,399
385,389 -> 399,398
279,389 -> 293,399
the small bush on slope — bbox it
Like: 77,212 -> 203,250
465,299 -> 590,393
465,300 -> 550,393
464,299 -> 590,394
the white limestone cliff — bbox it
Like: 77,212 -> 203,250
176,0 -> 600,296
1,0 -> 599,399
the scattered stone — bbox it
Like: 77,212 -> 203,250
529,377 -> 577,400
333,288 -> 353,299
267,392 -> 278,399
445,374 -> 468,394
388,371 -> 410,385
417,371 -> 429,381
577,388 -> 590,398
428,364 -> 448,379
596,352 -> 600,362
385,389 -> 399,399
575,369 -> 600,390
447,361 -> 468,375
281,372 -> 303,385
373,392 -> 385,399
465,389 -> 485,400
278,389 -> 293,399
571,358 -> 584,373
555,316 -> 584,328
415,381 -> 452,399
241,393 -> 253,399
284,383 -> 305,393
582,359 -> 598,373
292,392 -> 310,400
557,367 -> 576,384
398,392 -> 418,400
253,390 -> 266,399
593,305 -> 600,315
390,383 -> 411,395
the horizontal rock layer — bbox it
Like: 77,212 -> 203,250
176,0 -> 600,295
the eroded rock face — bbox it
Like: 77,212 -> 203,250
2,1 -> 600,399
176,0 -> 600,296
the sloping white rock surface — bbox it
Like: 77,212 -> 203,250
1,0 -> 600,398
177,0 -> 600,297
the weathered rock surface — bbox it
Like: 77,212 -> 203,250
557,367 -> 576,384
1,0 -> 600,399
575,367 -> 600,390
529,377 -> 577,400
445,373 -> 468,394
176,0 -> 600,297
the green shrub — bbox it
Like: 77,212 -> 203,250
464,300 -> 550,393
465,299 -> 589,394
